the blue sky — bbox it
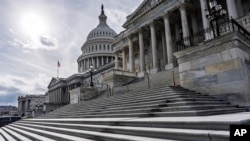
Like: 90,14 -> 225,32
0,0 -> 143,106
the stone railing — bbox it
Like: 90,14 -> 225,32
237,13 -> 250,27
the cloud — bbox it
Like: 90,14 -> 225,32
0,73 -> 51,106
39,35 -> 57,47
9,38 -> 32,48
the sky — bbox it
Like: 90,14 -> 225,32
0,0 -> 143,106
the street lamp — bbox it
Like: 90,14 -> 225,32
88,65 -> 96,87
205,0 -> 227,37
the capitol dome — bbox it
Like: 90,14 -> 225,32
87,5 -> 117,40
77,5 -> 117,73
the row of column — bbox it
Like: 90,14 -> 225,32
115,0 -> 239,73
79,56 -> 114,72
49,88 -> 62,104
115,3 -> 189,73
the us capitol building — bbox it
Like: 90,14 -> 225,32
35,0 -> 250,113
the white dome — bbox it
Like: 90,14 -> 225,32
87,5 -> 117,40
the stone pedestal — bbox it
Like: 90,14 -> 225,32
81,88 -> 98,100
138,72 -> 145,77
174,32 -> 250,106
165,63 -> 174,70
150,68 -> 159,74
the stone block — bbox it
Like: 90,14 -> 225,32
229,47 -> 250,60
208,81 -> 250,106
220,50 -> 232,61
179,62 -> 191,73
205,58 -> 242,75
217,68 -> 244,84
193,75 -> 218,87
179,69 -> 206,81
165,63 -> 174,70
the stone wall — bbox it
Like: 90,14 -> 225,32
174,32 -> 250,106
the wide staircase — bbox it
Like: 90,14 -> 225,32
0,86 -> 248,141
113,67 -> 180,95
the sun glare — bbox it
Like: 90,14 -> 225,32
21,12 -> 48,36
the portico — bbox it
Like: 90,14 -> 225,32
112,0 -> 244,77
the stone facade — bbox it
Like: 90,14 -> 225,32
174,32 -> 250,106
17,95 -> 44,117
111,0 -> 250,106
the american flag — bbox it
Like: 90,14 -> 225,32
58,61 -> 60,67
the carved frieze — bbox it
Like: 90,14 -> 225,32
177,40 -> 239,63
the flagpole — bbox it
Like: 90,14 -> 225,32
57,65 -> 59,78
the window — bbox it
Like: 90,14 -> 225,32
104,45 -> 106,50
144,49 -> 148,55
99,45 -> 101,50
96,45 -> 97,51
107,45 -> 109,50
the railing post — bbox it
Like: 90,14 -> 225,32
172,71 -> 175,86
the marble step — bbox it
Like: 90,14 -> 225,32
47,108 -> 246,118
45,100 -> 232,117
8,123 -> 172,141
13,121 -> 228,141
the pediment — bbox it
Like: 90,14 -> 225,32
123,0 -> 163,28
47,77 -> 60,88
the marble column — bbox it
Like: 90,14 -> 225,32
83,59 -> 86,71
163,13 -> 173,69
102,56 -> 104,65
179,4 -> 190,44
200,0 -> 211,40
128,36 -> 135,72
115,53 -> 119,69
150,22 -> 158,71
226,0 -> 238,19
92,57 -> 94,67
139,29 -> 145,73
161,31 -> 167,67
200,0 -> 210,29
122,49 -> 127,71
97,57 -> 100,68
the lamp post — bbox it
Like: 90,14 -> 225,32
205,0 -> 227,37
88,65 -> 96,87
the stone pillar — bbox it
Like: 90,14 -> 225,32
83,59 -> 86,71
200,0 -> 211,40
92,57 -> 94,67
96,57 -> 99,68
122,49 -> 127,71
115,53 -> 119,69
163,13 -> 173,69
179,4 -> 190,44
128,36 -> 135,72
200,0 -> 210,29
102,56 -> 104,66
150,22 -> 158,72
139,30 -> 145,73
106,56 -> 109,64
161,31 -> 167,67
226,0 -> 238,19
